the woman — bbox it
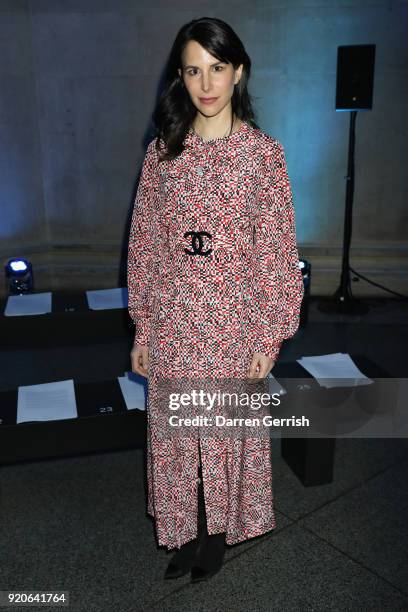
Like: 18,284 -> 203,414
127,17 -> 304,583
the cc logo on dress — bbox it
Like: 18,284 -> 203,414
183,230 -> 213,256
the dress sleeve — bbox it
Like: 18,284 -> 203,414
127,139 -> 160,346
251,139 -> 304,362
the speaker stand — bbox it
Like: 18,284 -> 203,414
318,111 -> 369,316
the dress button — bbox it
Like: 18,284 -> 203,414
196,166 -> 205,175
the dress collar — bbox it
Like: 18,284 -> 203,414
184,120 -> 250,148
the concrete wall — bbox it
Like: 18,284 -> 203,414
1,0 -> 407,298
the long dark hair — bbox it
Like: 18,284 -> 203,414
152,17 -> 260,162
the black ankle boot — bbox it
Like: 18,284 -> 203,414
164,537 -> 200,579
190,465 -> 226,583
164,468 -> 207,580
190,531 -> 226,583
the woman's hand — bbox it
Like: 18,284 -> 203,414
248,352 -> 275,379
130,343 -> 149,378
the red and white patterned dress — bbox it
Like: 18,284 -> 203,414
127,120 -> 304,550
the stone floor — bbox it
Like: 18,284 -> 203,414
0,297 -> 407,611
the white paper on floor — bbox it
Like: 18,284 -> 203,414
4,292 -> 52,316
296,352 -> 374,388
118,371 -> 146,411
17,379 -> 78,424
86,287 -> 128,310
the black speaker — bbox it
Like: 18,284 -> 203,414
336,44 -> 376,111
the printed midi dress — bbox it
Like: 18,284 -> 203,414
127,120 -> 304,550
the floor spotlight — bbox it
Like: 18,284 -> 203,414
299,258 -> 311,326
5,258 -> 33,295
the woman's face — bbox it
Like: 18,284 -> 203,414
178,40 -> 243,118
